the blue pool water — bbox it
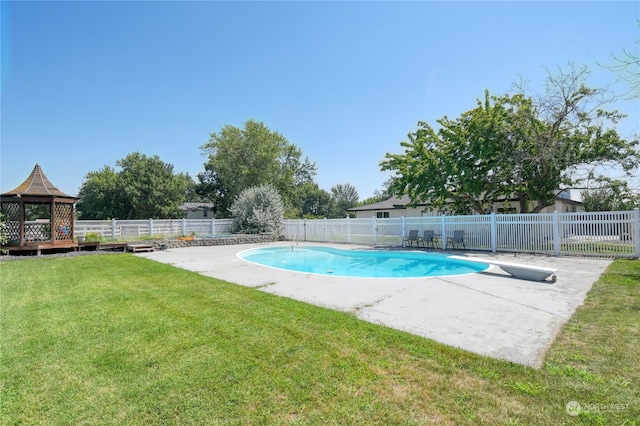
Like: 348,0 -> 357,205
239,246 -> 489,278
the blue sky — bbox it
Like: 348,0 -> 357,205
1,1 -> 639,200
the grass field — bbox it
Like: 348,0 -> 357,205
1,254 -> 638,425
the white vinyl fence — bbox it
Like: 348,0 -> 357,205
282,209 -> 640,258
75,218 -> 234,240
75,210 -> 640,258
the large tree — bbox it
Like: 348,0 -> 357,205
358,177 -> 395,207
117,152 -> 195,219
77,166 -> 128,219
582,178 -> 639,211
381,66 -> 640,214
289,182 -> 333,219
77,153 -> 195,219
329,183 -> 359,218
198,120 -> 317,217
601,20 -> 639,99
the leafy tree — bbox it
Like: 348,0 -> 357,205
582,179 -> 639,211
117,152 -> 194,219
380,91 -> 521,214
230,184 -> 284,234
77,166 -> 128,219
198,120 -> 316,217
381,66 -> 640,214
358,178 -> 395,207
77,153 -> 195,219
601,20 -> 639,99
329,183 -> 359,217
289,182 -> 333,219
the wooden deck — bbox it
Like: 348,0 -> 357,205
127,243 -> 155,253
3,241 -> 130,256
77,242 -> 100,251
98,242 -> 128,252
4,242 -> 78,256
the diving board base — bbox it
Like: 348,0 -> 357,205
449,255 -> 557,282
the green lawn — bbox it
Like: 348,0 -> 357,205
1,254 -> 638,425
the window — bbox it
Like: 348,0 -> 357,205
376,212 -> 390,218
203,208 -> 208,217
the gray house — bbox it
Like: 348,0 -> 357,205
179,202 -> 214,219
348,193 -> 583,219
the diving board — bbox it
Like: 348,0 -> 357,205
449,255 -> 557,282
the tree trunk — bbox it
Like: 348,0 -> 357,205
518,193 -> 528,213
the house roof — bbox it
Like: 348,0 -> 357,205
348,195 -> 414,211
1,164 -> 76,199
180,202 -> 214,211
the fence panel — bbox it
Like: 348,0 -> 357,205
75,218 -> 236,240
374,217 -> 405,245
495,214 -> 555,255
118,220 -> 151,239
559,211 -> 636,258
282,219 -> 305,242
74,220 -> 116,239
151,220 -> 182,236
184,219 -> 211,236
279,209 -> 639,258
323,218 -> 346,244
212,219 -> 234,234
444,215 -> 493,251
303,219 -> 327,242
76,210 -> 639,258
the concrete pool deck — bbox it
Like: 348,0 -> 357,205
135,241 -> 612,368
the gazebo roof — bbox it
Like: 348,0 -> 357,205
1,164 -> 77,199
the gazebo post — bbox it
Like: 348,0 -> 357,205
50,198 -> 56,242
19,198 -> 25,245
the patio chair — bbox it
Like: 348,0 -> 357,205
404,230 -> 423,247
447,230 -> 465,249
423,230 -> 436,249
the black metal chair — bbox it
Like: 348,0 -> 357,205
423,230 -> 435,249
447,230 -> 465,249
404,230 -> 423,247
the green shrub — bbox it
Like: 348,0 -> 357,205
84,232 -> 102,242
230,184 -> 284,235
139,234 -> 165,241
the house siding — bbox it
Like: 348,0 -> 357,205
351,196 -> 583,218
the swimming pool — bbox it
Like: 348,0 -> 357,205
238,246 -> 489,278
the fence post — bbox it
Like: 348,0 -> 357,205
553,210 -> 560,256
111,218 -> 117,241
149,218 -> 154,237
373,216 -> 377,245
441,215 -> 447,250
490,212 -> 497,253
401,216 -> 405,247
634,208 -> 640,258
182,218 -> 187,236
211,218 -> 215,236
346,216 -> 351,244
324,218 -> 328,242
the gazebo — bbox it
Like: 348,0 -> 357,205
1,164 -> 78,255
